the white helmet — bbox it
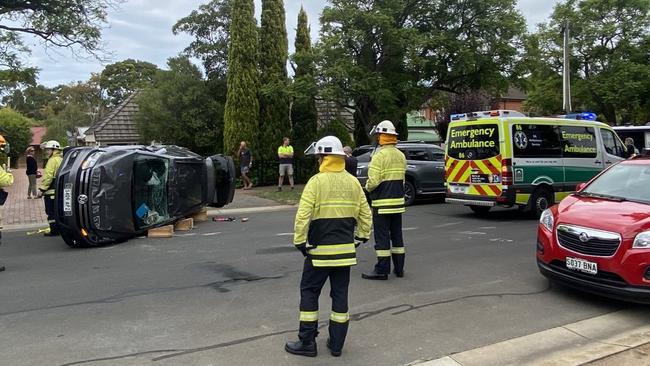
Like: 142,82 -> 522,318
304,136 -> 346,156
42,140 -> 61,150
371,120 -> 398,136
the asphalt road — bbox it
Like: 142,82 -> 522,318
0,202 -> 638,366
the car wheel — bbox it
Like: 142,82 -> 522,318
404,181 -> 416,206
531,188 -> 554,218
469,205 -> 491,216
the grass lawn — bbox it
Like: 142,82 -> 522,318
253,188 -> 303,205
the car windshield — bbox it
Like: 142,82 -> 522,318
133,156 -> 171,229
581,164 -> 650,204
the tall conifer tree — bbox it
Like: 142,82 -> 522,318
258,0 -> 290,160
224,0 -> 259,155
290,7 -> 318,153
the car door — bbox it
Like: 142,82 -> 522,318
427,148 -> 446,191
206,154 -> 236,208
600,128 -> 627,167
405,148 -> 438,191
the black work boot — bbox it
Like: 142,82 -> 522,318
326,338 -> 342,357
393,269 -> 404,278
361,270 -> 388,280
285,340 -> 317,357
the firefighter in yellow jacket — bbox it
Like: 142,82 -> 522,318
285,136 -> 372,358
0,134 -> 14,272
38,140 -> 63,236
362,120 -> 407,280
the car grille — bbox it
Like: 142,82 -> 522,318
78,168 -> 92,230
556,225 -> 621,257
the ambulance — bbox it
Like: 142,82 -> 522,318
444,110 -> 627,216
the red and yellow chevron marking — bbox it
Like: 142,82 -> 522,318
445,155 -> 503,197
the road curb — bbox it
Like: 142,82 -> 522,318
410,308 -> 650,366
207,205 -> 295,216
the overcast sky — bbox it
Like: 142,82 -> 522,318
27,0 -> 561,87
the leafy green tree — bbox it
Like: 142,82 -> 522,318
318,0 -> 525,145
258,0 -> 290,160
99,59 -> 159,106
290,7 -> 318,155
0,108 -> 33,166
317,119 -> 354,148
0,0 -> 118,94
2,85 -> 57,120
526,0 -> 650,124
223,0 -> 259,155
173,0 -> 231,79
136,57 -> 222,155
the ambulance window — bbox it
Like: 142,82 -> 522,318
447,124 -> 499,160
512,124 -> 562,158
601,129 -> 626,158
560,126 -> 597,158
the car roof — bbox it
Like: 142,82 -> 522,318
620,156 -> 650,165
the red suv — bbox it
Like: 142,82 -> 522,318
537,157 -> 650,303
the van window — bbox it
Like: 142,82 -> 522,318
601,129 -> 626,158
560,126 -> 597,158
447,124 -> 499,160
512,124 -> 562,158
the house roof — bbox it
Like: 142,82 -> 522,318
86,92 -> 140,144
500,86 -> 527,101
29,127 -> 47,146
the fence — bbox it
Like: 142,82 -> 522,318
239,156 -> 319,187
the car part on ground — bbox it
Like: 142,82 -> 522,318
55,145 -> 235,248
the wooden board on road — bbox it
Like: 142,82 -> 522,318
147,225 -> 174,238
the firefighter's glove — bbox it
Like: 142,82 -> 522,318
354,236 -> 368,248
295,243 -> 308,257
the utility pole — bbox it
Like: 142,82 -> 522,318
562,20 -> 572,113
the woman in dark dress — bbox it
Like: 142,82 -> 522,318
26,147 -> 38,199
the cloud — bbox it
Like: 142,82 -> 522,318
29,0 -> 557,87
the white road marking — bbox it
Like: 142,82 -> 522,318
459,231 -> 486,235
174,233 -> 197,237
403,227 -> 419,231
479,226 -> 497,229
276,233 -> 294,236
489,238 -> 514,243
435,222 -> 462,228
202,232 -> 222,236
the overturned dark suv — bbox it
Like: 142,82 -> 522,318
55,145 -> 235,247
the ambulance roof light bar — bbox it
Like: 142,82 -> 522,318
558,112 -> 597,121
450,109 -> 526,121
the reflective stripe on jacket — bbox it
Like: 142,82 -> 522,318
0,166 -> 13,188
294,157 -> 372,268
39,151 -> 63,196
365,144 -> 406,215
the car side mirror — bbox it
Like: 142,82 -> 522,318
576,183 -> 587,192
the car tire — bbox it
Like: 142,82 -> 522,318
469,205 -> 491,216
530,188 -> 553,218
404,180 -> 416,206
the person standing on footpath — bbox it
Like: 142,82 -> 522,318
0,134 -> 14,272
277,137 -> 295,191
26,147 -> 38,199
37,140 -> 63,237
238,141 -> 253,189
362,120 -> 407,280
285,136 -> 372,358
343,146 -> 358,176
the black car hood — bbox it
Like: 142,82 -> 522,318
89,151 -> 137,235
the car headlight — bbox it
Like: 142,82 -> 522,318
81,151 -> 105,170
540,208 -> 554,232
633,231 -> 650,249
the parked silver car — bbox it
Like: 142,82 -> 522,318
356,143 -> 446,206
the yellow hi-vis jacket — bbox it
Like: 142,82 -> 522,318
39,151 -> 63,196
365,144 -> 407,215
294,156 -> 372,268
0,165 -> 14,188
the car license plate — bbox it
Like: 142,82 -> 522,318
449,185 -> 468,194
566,257 -> 597,275
63,185 -> 72,214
